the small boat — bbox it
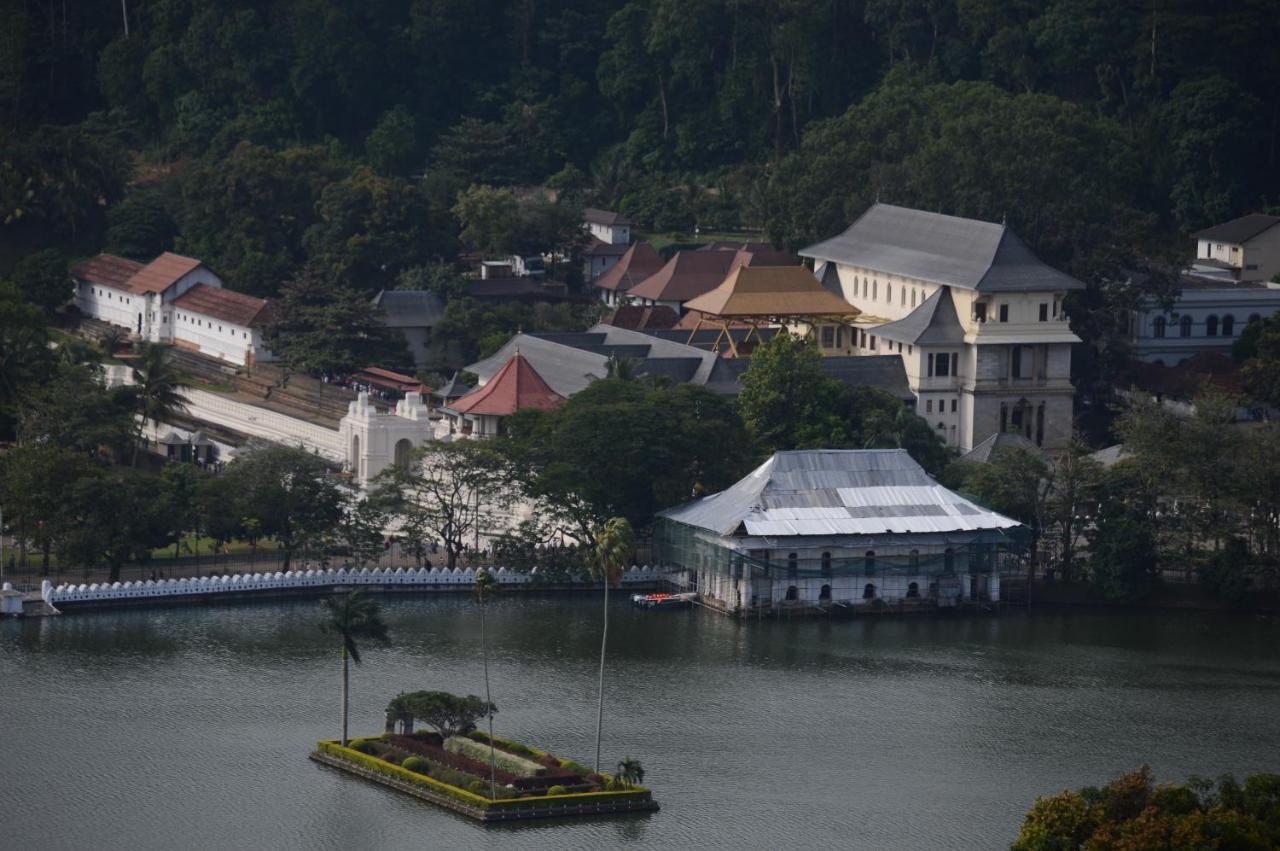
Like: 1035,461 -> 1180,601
630,591 -> 698,609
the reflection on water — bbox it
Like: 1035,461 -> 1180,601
2,597 -> 1279,850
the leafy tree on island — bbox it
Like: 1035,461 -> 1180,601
386,691 -> 495,740
319,590 -> 391,747
590,516 -> 634,775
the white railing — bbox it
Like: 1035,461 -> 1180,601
42,565 -> 673,606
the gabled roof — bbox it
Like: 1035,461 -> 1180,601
72,254 -> 145,290
659,449 -> 1023,538
127,252 -> 205,294
604,304 -> 680,331
583,236 -> 630,257
801,203 -> 1083,293
450,352 -> 565,416
1193,214 -> 1280,244
594,242 -> 664,291
372,289 -> 445,328
682,265 -> 860,318
584,208 -> 631,227
871,287 -> 965,346
729,247 -> 798,268
626,250 -> 739,303
171,283 -> 271,327
431,372 -> 474,401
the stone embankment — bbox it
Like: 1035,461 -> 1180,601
41,565 -> 673,612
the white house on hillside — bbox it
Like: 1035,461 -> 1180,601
583,208 -> 633,280
801,204 -> 1084,452
72,252 -> 274,366
1191,214 -> 1280,283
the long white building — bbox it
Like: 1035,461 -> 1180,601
72,252 -> 274,366
801,204 -> 1084,451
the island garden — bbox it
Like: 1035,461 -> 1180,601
309,529 -> 657,822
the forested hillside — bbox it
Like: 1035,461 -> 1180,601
1,0 -> 1277,299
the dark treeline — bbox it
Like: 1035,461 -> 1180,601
2,0 -> 1277,299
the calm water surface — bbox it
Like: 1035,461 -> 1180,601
2,597 -> 1278,850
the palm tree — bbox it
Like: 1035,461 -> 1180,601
604,353 -> 638,381
319,591 -> 391,746
616,756 -> 644,789
589,517 -> 634,774
99,327 -> 126,359
130,342 -> 187,465
473,568 -> 499,799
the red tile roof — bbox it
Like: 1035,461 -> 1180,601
126,252 -> 205,294
450,352 -> 565,416
72,254 -> 145,290
171,283 -> 272,327
583,236 -> 630,257
594,242 -> 664,292
354,366 -> 431,394
625,250 -> 739,303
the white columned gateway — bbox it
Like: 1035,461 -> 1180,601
338,391 -> 434,487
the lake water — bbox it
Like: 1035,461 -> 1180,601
2,596 -> 1278,849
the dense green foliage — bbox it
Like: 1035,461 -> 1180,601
1014,767 -> 1280,850
3,0 -> 1276,303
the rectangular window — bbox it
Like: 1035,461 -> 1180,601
935,352 -> 950,376
999,304 -> 1009,322
820,326 -> 834,348
928,353 -> 934,376
951,399 -> 957,413
1039,303 -> 1048,321
974,302 -> 987,322
926,399 -> 933,413
870,335 -> 876,349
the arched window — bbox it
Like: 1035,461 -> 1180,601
906,581 -> 920,598
864,550 -> 876,576
819,584 -> 832,601
1222,314 -> 1235,336
820,552 -> 832,577
944,548 -> 955,574
785,585 -> 799,601
1180,315 -> 1192,337
1206,315 -> 1219,336
393,438 -> 414,471
901,287 -> 906,306
1153,316 -> 1166,338
886,283 -> 892,303
787,552 -> 798,577
909,549 -> 919,569
862,583 -> 877,600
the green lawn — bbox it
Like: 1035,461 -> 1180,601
637,229 -> 766,254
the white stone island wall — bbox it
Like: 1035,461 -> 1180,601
42,565 -> 673,607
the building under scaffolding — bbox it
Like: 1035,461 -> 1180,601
653,449 -> 1027,615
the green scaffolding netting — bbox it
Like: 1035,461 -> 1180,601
652,518 -> 1029,579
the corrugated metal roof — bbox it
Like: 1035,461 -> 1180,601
372,289 -> 445,328
800,204 -> 1083,293
659,449 -> 1021,538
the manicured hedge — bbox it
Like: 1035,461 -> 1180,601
446,735 -> 546,777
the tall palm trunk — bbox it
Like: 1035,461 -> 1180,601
594,577 -> 608,774
481,602 -> 496,798
341,645 -> 350,746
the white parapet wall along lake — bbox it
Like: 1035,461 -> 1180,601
42,565 -> 673,608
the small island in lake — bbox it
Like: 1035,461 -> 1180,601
311,691 -> 657,822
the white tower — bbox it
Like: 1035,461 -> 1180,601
338,391 -> 434,487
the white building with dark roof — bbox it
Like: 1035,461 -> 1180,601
654,449 -> 1025,614
72,251 -> 273,366
371,289 -> 445,366
802,203 -> 1084,451
1129,216 -> 1280,365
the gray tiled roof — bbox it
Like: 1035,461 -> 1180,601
817,356 -> 912,401
1193,214 -> 1280,245
659,449 -> 1022,538
800,204 -> 1083,293
372,289 -> 445,328
871,287 -> 966,346
959,432 -> 1041,465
